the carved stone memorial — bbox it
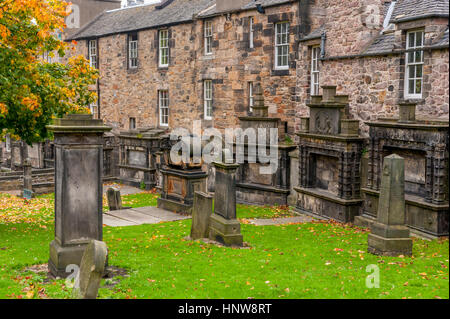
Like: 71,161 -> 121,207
295,86 -> 365,222
368,154 -> 413,256
355,102 -> 449,238
209,150 -> 243,246
158,137 -> 208,215
236,83 -> 296,205
118,128 -> 168,190
48,114 -> 111,278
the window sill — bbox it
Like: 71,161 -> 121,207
127,67 -> 139,74
202,54 -> 215,60
401,97 -> 424,103
271,69 -> 290,76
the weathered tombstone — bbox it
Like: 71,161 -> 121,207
368,154 -> 413,256
209,149 -> 243,246
73,240 -> 108,299
22,158 -> 33,199
48,114 -> 111,278
190,191 -> 213,240
106,187 -> 131,211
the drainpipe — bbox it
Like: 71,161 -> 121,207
320,31 -> 326,59
97,78 -> 101,119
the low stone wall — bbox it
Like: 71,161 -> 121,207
0,169 -> 55,193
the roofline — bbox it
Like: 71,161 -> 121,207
68,19 -> 194,41
66,10 -> 108,41
390,13 -> 449,24
68,0 -> 298,41
192,0 -> 296,19
323,44 -> 449,61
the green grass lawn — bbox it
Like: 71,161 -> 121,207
0,192 -> 448,299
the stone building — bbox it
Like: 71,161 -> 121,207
67,0 -> 317,135
66,0 -> 448,138
64,0 -> 122,39
296,0 -> 449,136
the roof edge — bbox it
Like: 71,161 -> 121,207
391,13 -> 449,24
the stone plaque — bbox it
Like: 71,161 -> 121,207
246,163 -> 273,186
128,150 -> 146,167
309,108 -> 341,135
63,148 -> 101,245
168,176 -> 184,197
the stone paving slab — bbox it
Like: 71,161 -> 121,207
106,209 -> 161,225
103,206 -> 190,227
249,215 -> 315,226
132,206 -> 190,221
103,214 -> 140,227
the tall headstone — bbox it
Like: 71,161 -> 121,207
368,154 -> 413,256
191,191 -> 213,240
48,114 -> 111,278
22,158 -> 33,199
209,150 -> 243,246
73,240 -> 108,299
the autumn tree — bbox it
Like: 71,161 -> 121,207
0,0 -> 98,144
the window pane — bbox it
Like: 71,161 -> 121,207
415,50 -> 422,63
409,80 -> 415,94
416,32 -> 423,47
416,65 -> 422,78
415,79 -> 422,94
408,65 -> 415,79
408,32 -> 415,49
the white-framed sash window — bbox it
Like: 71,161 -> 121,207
128,33 -> 138,69
404,30 -> 424,99
311,46 -> 320,96
159,90 -> 169,126
249,17 -> 254,49
275,22 -> 289,70
204,20 -> 213,55
88,39 -> 97,69
159,29 -> 169,67
204,80 -> 213,120
249,82 -> 254,112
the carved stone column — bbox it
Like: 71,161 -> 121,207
48,114 -> 111,278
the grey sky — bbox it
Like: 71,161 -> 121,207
121,0 -> 161,7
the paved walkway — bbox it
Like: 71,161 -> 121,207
103,206 -> 190,227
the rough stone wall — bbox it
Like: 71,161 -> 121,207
427,48 -> 449,117
295,1 -> 449,138
91,22 -> 201,132
68,3 -> 308,137
322,0 -> 386,56
193,4 -> 301,133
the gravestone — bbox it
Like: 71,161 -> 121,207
107,187 -> 131,211
22,158 -> 33,199
368,154 -> 413,256
48,114 -> 111,278
190,191 -> 213,240
209,149 -> 243,246
73,240 -> 108,299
